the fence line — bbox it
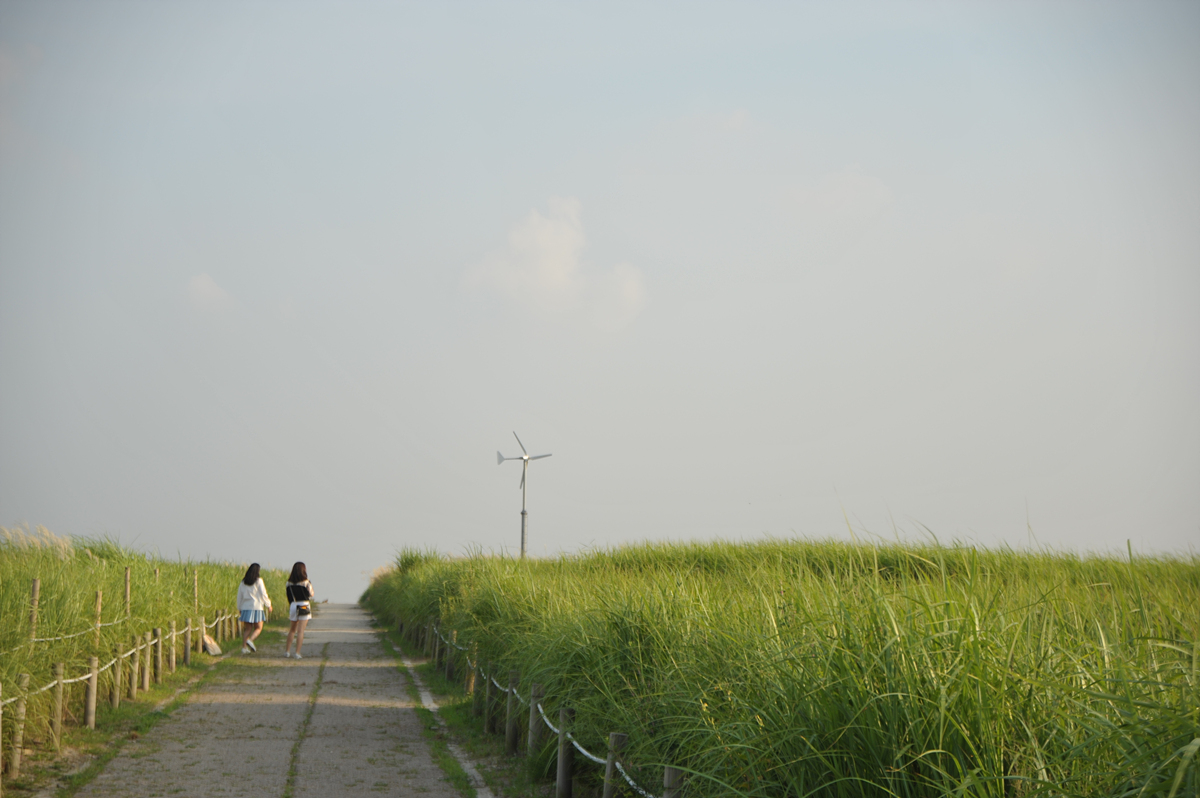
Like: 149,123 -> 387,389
430,622 -> 672,798
0,617 -> 130,658
0,614 -> 233,710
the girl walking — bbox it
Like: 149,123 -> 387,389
285,561 -> 315,659
237,563 -> 272,654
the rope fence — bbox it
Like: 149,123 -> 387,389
1,578 -> 246,785
420,620 -> 682,798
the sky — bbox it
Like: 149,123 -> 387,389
1,2 -> 1197,601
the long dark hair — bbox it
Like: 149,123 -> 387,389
242,563 -> 261,587
288,562 -> 307,583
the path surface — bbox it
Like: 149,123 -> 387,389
76,604 -> 460,798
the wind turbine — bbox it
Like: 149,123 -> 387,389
497,432 -> 552,558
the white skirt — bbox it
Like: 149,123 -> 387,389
289,602 -> 312,622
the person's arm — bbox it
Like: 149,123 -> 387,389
258,579 -> 272,610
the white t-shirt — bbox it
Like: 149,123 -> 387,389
237,578 -> 272,612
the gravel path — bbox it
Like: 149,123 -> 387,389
75,604 -> 462,798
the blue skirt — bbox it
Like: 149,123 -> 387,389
240,609 -> 267,623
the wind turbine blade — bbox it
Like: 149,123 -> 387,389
497,451 -> 505,466
530,453 -> 552,460
513,431 -> 528,455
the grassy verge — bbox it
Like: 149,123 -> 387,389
364,540 -> 1200,798
2,623 -> 287,798
377,624 -> 546,798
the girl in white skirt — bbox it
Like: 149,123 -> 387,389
285,561 -> 315,659
237,563 -> 272,654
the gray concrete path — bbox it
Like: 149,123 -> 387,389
75,604 -> 460,798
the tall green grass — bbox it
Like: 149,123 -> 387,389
363,539 -> 1199,798
1,525 -> 289,749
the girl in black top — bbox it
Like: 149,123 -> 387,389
285,561 -> 315,659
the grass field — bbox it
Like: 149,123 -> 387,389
1,523 -> 291,779
363,539 -> 1199,798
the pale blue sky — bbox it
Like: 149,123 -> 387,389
2,2 -> 1197,599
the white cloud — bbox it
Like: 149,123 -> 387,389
187,273 -> 234,313
466,197 -> 646,329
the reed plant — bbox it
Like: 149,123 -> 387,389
364,539 -> 1199,797
1,525 -> 288,754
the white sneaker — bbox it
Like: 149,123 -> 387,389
241,647 -> 250,654
284,651 -> 293,659
293,652 -> 303,660
247,640 -> 256,652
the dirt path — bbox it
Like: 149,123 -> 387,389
75,604 -> 462,798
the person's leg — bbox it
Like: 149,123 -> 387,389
241,620 -> 250,644
294,618 -> 309,655
286,621 -> 297,654
247,622 -> 264,643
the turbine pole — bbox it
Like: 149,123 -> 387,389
520,460 -> 529,558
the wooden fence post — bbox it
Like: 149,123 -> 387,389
141,631 -> 152,691
197,616 -> 206,654
528,684 -> 546,755
154,567 -> 159,584
95,589 -> 103,647
193,568 -> 199,613
52,662 -> 64,751
154,628 -> 163,684
124,566 -> 131,617
444,631 -> 456,680
169,621 -> 177,672
556,707 -> 575,798
505,670 -> 520,756
603,732 -> 628,798
85,657 -> 99,729
460,643 -> 475,696
111,644 -> 122,708
472,659 -> 484,717
484,662 -> 497,733
129,634 -> 139,699
663,766 -> 682,798
183,619 -> 192,665
29,578 -> 40,640
10,673 -> 30,779
432,627 -> 441,667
